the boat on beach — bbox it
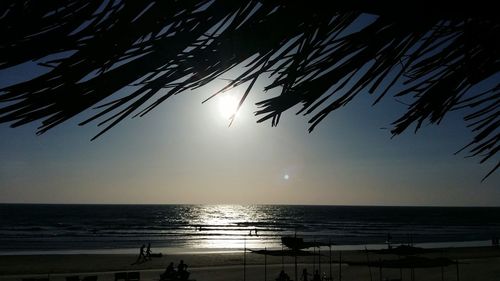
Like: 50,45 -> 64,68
281,236 -> 334,250
369,244 -> 435,255
347,256 -> 455,268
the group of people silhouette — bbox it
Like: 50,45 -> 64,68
160,260 -> 190,281
301,268 -> 323,281
276,268 -> 322,281
249,227 -> 259,236
135,243 -> 152,263
276,270 -> 290,281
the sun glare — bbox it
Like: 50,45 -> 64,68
217,95 -> 239,120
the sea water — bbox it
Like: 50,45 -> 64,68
0,204 -> 499,254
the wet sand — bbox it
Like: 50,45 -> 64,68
1,246 -> 499,281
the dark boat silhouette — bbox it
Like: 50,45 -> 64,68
249,249 -> 316,256
369,244 -> 435,256
281,236 -> 333,250
348,256 -> 454,268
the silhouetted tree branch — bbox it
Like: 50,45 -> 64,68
0,0 -> 498,179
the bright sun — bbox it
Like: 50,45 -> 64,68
217,95 -> 239,119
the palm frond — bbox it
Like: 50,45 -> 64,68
0,0 -> 499,178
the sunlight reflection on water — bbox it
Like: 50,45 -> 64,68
186,205 -> 282,249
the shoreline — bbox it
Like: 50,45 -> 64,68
1,245 -> 500,280
0,239 -> 493,256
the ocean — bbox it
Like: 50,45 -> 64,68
1,204 -> 499,254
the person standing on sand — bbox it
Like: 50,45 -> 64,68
386,233 -> 392,249
277,270 -> 290,281
177,260 -> 190,280
301,268 -> 309,281
312,270 -> 321,281
160,262 -> 175,280
136,244 -> 146,263
146,243 -> 152,260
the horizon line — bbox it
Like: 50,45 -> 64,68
1,202 -> 499,208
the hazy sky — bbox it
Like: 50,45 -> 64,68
0,56 -> 499,206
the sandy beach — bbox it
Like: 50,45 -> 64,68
1,246 -> 499,281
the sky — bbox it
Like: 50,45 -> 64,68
0,23 -> 499,207
1,60 -> 498,207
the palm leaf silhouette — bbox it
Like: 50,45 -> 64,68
0,1 -> 498,179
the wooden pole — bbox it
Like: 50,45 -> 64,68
294,229 -> 298,281
281,243 -> 284,271
365,247 -> 373,281
339,251 -> 342,281
440,250 -> 444,281
399,256 -> 402,281
379,258 -> 382,281
265,247 -> 267,281
329,243 -> 332,281
313,243 -> 316,271
295,253 -> 298,281
319,245 -> 322,276
243,238 -> 246,281
456,260 -> 460,281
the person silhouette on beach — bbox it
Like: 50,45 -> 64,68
160,262 -> 175,280
146,243 -> 152,260
277,269 -> 290,281
178,259 -> 187,272
136,244 -> 146,263
301,268 -> 309,281
177,260 -> 189,280
312,270 -> 321,281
